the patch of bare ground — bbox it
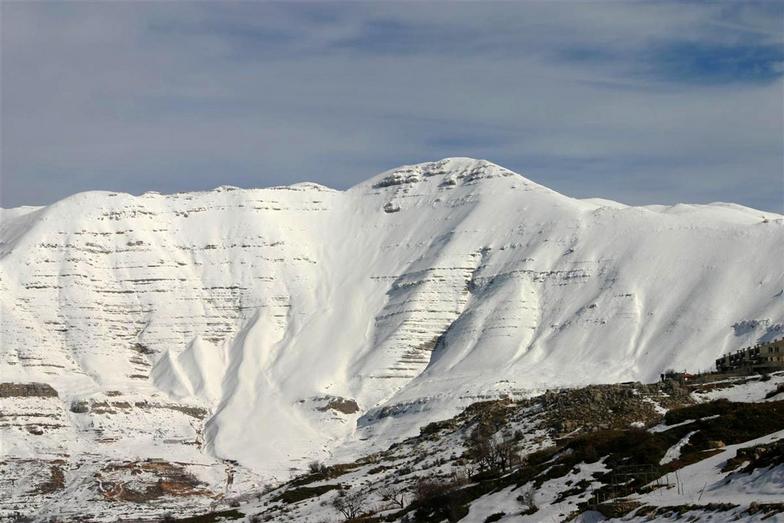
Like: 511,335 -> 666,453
96,460 -> 212,502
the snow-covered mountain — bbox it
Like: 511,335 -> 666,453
1,158 -> 782,504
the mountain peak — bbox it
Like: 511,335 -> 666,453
357,157 -> 533,192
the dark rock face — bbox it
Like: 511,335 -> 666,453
724,439 -> 784,473
70,400 -> 89,413
318,397 -> 360,415
36,463 -> 66,494
0,383 -> 58,398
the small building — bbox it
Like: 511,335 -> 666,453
715,338 -> 784,372
660,371 -> 696,383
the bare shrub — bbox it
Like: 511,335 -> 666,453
414,472 -> 469,504
517,485 -> 537,514
415,477 -> 445,502
308,460 -> 327,474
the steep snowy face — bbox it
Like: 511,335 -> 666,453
1,158 -> 782,481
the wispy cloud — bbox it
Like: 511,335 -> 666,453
1,1 -> 782,211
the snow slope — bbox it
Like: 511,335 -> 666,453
1,158 -> 782,484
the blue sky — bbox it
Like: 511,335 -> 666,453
2,1 -> 783,211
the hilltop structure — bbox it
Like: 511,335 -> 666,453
715,338 -> 784,372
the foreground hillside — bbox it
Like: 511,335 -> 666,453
11,370 -> 780,521
189,371 -> 784,523
1,158 -> 782,519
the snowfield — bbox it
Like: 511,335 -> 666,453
0,158 -> 782,519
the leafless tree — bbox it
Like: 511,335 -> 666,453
470,426 -> 519,474
333,490 -> 363,521
378,484 -> 406,509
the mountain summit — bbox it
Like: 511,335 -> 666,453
1,158 -> 782,484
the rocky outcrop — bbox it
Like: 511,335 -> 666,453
97,460 -> 211,502
540,382 -> 693,434
0,383 -> 58,398
317,397 -> 360,415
